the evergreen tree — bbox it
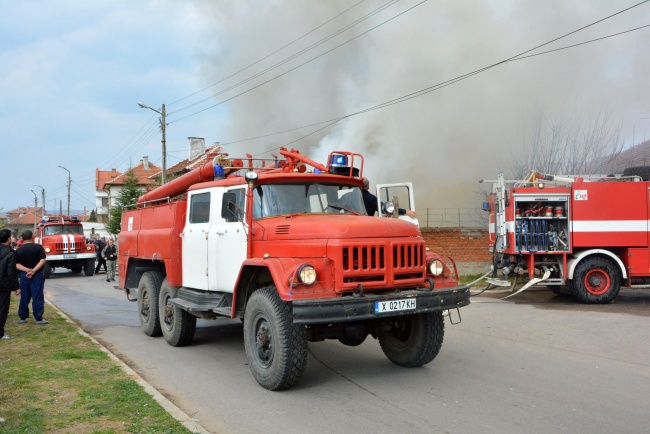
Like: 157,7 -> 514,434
107,169 -> 143,235
88,209 -> 97,222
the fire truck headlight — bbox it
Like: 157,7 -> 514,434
297,264 -> 317,285
383,201 -> 395,215
45,247 -> 51,253
86,246 -> 92,251
428,259 -> 444,277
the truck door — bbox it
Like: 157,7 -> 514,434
208,187 -> 247,292
375,182 -> 418,225
182,190 -> 211,290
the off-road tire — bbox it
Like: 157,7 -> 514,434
138,271 -> 163,337
243,286 -> 308,390
84,258 -> 95,276
623,166 -> 650,181
159,279 -> 196,347
43,262 -> 52,279
570,257 -> 620,304
378,312 -> 445,367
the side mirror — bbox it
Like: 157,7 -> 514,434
221,193 -> 239,222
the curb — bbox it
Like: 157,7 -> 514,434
45,298 -> 211,434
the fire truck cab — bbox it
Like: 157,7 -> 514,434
119,148 -> 470,390
485,168 -> 650,304
34,215 -> 96,278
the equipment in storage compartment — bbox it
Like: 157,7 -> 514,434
513,194 -> 570,253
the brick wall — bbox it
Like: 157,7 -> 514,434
421,227 -> 492,275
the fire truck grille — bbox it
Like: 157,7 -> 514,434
340,242 -> 425,285
54,242 -> 84,253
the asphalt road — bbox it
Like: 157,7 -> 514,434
44,271 -> 650,434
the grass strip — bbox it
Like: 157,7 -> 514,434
0,296 -> 191,434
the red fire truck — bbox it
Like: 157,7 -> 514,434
119,148 -> 470,390
485,168 -> 650,304
34,215 -> 96,278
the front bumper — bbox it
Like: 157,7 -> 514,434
47,253 -> 96,261
292,285 -> 470,324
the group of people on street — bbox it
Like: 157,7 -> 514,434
0,229 -> 48,340
93,237 -> 118,282
0,229 -> 119,340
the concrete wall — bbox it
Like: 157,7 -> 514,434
421,227 -> 492,276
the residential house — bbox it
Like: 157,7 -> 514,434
151,138 -> 222,181
4,206 -> 41,238
104,156 -> 161,212
95,168 -> 122,223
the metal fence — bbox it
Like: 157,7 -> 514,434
416,208 -> 487,228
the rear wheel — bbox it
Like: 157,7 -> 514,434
243,286 -> 307,390
43,262 -> 52,279
570,257 -> 620,304
137,271 -> 163,336
84,258 -> 95,276
378,312 -> 444,367
159,279 -> 196,347
71,263 -> 82,274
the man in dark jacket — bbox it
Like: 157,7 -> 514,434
15,230 -> 48,325
94,238 -> 107,274
0,229 -> 20,339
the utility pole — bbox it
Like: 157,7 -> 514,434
58,165 -> 71,216
30,190 -> 37,230
34,184 -> 46,218
138,102 -> 167,184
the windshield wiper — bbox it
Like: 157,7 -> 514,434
326,204 -> 360,216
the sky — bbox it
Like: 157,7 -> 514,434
1,0 -> 649,215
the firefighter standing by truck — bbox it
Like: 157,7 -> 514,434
102,239 -> 117,282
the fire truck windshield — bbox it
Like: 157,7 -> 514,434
44,225 -> 84,236
253,182 -> 366,218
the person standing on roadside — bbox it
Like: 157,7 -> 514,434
15,230 -> 48,325
94,237 -> 107,274
102,239 -> 118,282
0,229 -> 20,339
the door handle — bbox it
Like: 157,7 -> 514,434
216,230 -> 225,235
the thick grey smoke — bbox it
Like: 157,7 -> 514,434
197,0 -> 650,208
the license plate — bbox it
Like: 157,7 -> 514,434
63,254 -> 77,258
375,298 -> 416,313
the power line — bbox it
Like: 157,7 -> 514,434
168,0 -> 368,106
168,0 -> 430,124
246,5 -> 650,155
169,0 -> 400,115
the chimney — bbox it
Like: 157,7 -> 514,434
142,156 -> 149,170
111,168 -> 117,178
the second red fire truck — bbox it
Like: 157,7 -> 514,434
485,167 -> 650,304
34,215 -> 96,278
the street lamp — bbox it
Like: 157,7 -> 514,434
58,165 -> 71,217
33,184 -> 45,218
138,102 -> 167,184
30,189 -> 38,230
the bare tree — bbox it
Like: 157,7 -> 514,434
505,107 -> 624,179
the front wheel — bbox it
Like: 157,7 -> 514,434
43,262 -> 52,279
570,257 -> 620,304
378,312 -> 445,367
137,271 -> 163,337
84,258 -> 95,276
243,286 -> 308,391
159,279 -> 196,347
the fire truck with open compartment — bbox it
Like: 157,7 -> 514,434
484,167 -> 650,304
34,214 -> 96,278
118,147 -> 470,390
